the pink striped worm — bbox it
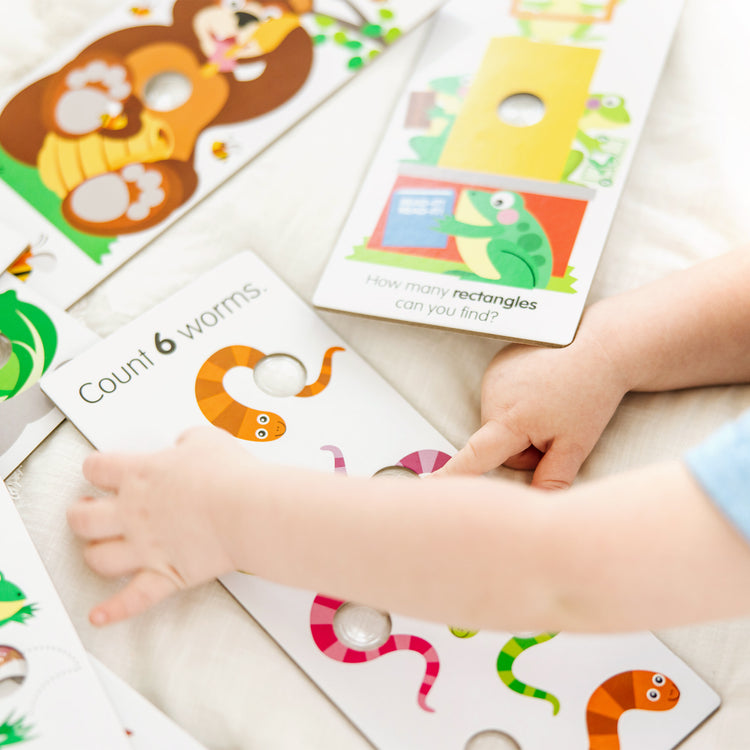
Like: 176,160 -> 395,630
310,594 -> 440,712
319,445 -> 451,476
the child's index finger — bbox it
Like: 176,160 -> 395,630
437,419 -> 530,476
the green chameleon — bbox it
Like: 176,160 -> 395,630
563,93 -> 630,183
0,572 -> 37,628
0,289 -> 58,402
0,713 -> 33,746
436,189 -> 553,289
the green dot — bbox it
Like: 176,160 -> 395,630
313,34 -> 326,44
362,23 -> 383,37
315,14 -> 335,27
334,31 -> 348,44
348,56 -> 364,70
379,8 -> 394,19
345,40 -> 363,49
519,233 -> 542,251
384,27 -> 402,44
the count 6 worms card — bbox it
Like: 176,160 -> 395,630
41,251 -> 718,749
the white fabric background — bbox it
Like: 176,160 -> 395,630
2,0 -> 750,747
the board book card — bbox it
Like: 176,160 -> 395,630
41,251 -> 719,748
0,480 -> 130,749
0,276 -> 98,479
313,0 -> 685,345
0,0 -> 438,309
90,656 -> 208,749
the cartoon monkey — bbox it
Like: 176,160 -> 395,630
0,0 -> 314,236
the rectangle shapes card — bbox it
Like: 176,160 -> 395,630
313,0 -> 685,345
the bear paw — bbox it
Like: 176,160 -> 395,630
54,60 -> 132,135
63,163 -> 176,234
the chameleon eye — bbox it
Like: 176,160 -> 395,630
257,414 -> 270,425
255,428 -> 269,440
652,674 -> 665,686
602,94 -> 623,109
489,191 -> 515,210
647,689 -> 661,702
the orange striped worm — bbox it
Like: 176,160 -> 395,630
586,670 -> 679,749
194,345 -> 344,442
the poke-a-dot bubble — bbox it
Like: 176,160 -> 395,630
465,729 -> 523,750
0,334 -> 12,370
0,646 -> 27,699
372,465 -> 419,479
252,354 -> 307,397
333,603 -> 392,650
143,71 -> 193,111
497,93 -> 546,127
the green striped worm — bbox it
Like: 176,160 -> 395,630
496,632 -> 560,715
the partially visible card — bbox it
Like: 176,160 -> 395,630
90,656 -> 207,750
0,480 -> 129,749
0,276 -> 97,478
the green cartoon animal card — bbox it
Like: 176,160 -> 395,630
0,276 -> 97,478
0,481 -> 128,748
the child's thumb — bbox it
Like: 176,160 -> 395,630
530,440 -> 587,490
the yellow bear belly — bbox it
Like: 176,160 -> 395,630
37,112 -> 174,197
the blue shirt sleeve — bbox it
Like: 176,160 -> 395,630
685,409 -> 750,542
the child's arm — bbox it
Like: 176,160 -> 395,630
68,425 -> 750,632
440,247 -> 750,487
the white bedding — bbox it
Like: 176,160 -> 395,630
3,1 -> 750,748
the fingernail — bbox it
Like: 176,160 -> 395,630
90,609 -> 108,626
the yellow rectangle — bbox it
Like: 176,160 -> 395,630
438,37 -> 600,181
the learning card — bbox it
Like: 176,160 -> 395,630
90,656 -> 208,749
313,0 -> 685,345
0,480 -> 129,749
0,276 -> 98,479
0,0 -> 439,309
40,252 -> 719,748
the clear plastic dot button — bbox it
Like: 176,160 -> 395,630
465,729 -> 522,750
333,603 -> 392,650
143,71 -> 193,111
497,93 -> 546,127
253,353 -> 307,397
372,465 -> 419,479
0,334 -> 11,370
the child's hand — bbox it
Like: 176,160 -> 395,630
438,332 -> 628,488
68,426 -> 250,626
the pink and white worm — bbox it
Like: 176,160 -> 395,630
319,445 -> 451,476
309,446 -> 451,712
310,594 -> 440,712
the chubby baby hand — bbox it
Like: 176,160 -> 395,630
438,328 -> 628,489
68,426 -> 250,625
